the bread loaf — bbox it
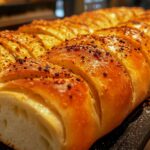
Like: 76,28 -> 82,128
0,7 -> 144,71
0,7 -> 149,150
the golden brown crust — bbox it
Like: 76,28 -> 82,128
81,11 -> 112,28
31,20 -> 76,40
130,7 -> 145,15
20,19 -> 88,42
62,20 -> 89,35
0,7 -> 148,150
0,59 -> 100,150
0,30 -> 47,58
120,19 -> 150,36
19,7 -> 143,39
63,17 -> 90,34
43,35 -> 132,136
93,31 -> 150,107
18,24 -> 65,41
94,7 -> 144,25
0,36 -> 31,59
35,34 -> 61,50
0,45 -> 15,71
95,26 -> 150,65
69,15 -> 100,32
32,20 -> 76,36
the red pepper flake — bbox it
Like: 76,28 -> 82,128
132,21 -> 140,25
81,56 -> 85,60
66,45 -> 80,52
119,39 -> 125,44
106,52 -> 110,56
93,45 -> 97,48
54,72 -> 59,77
93,50 -> 101,59
135,47 -> 141,51
54,79 -> 65,84
38,66 -> 42,71
44,65 -> 50,72
119,47 -> 124,51
67,84 -> 72,90
45,75 -> 48,78
15,47 -> 20,52
110,59 -> 114,63
103,72 -> 107,77
90,40 -> 94,44
64,73 -> 71,78
88,50 -> 92,53
76,78 -> 81,82
16,59 -> 25,64
124,54 -> 128,57
13,64 -> 16,67
69,95 -> 73,99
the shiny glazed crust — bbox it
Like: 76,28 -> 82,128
0,59 -> 100,150
0,7 -> 150,150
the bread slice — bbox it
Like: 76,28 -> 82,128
0,59 -> 100,150
93,31 -> 150,107
0,31 -> 47,58
121,19 -> 150,36
19,24 -> 74,41
0,44 -> 15,71
95,26 -> 150,66
0,91 -> 63,150
0,37 -> 31,59
43,35 -> 132,137
35,34 -> 61,50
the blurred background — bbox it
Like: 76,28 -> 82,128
0,0 -> 150,28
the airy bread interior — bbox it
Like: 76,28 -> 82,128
0,91 -> 64,150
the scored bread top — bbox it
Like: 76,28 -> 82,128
0,7 -> 148,150
43,34 -> 133,137
0,58 -> 101,150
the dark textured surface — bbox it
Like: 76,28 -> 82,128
90,99 -> 150,150
0,1 -> 55,15
0,99 -> 150,150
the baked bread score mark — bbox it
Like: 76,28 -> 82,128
0,59 -> 100,150
0,7 -> 149,150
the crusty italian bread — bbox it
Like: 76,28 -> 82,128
1,19 -> 150,149
0,52 -> 133,150
43,31 -> 150,131
0,44 -> 15,71
0,7 -> 149,150
0,31 -> 52,58
96,26 -> 150,65
18,7 -> 144,42
1,21 -> 150,148
0,59 -> 101,150
0,7 -> 144,72
94,26 -> 150,98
